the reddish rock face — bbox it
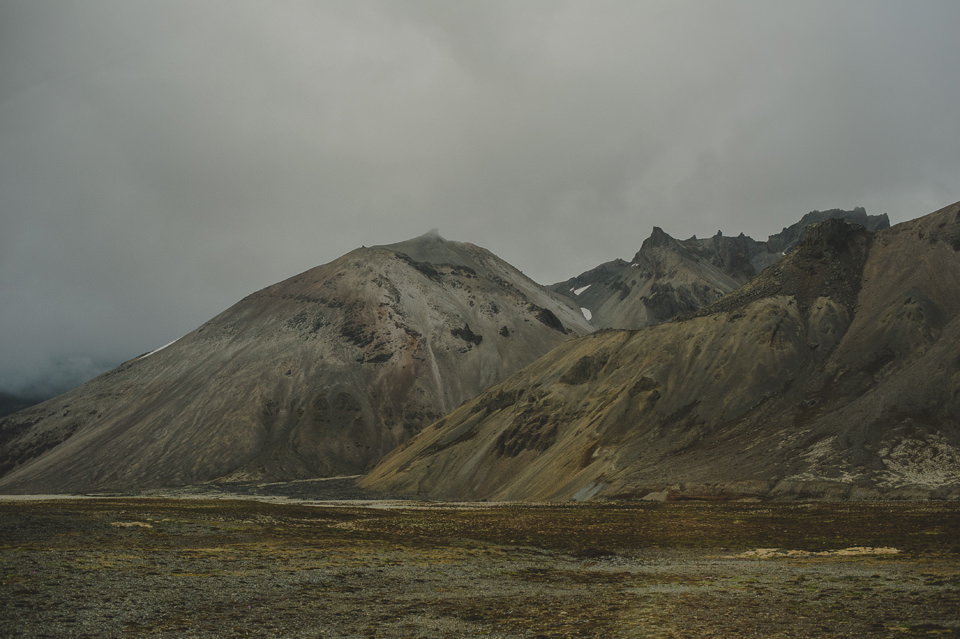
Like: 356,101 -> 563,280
0,233 -> 590,493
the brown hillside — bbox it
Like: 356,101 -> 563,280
362,203 -> 960,501
0,233 -> 590,493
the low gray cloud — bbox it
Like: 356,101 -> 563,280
1,0 -> 958,394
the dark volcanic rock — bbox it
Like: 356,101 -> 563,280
550,208 -> 890,330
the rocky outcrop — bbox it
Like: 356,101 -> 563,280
550,208 -> 890,330
362,203 -> 960,501
0,232 -> 591,493
766,207 -> 890,256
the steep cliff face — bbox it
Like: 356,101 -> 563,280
0,233 -> 591,493
362,203 -> 960,501
550,209 -> 890,330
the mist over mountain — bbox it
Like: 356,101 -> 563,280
0,356 -> 119,413
0,232 -> 589,493
0,393 -> 41,420
363,203 -> 960,501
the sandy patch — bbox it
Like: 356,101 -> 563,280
732,546 -> 900,559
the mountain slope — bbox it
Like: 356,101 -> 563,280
0,232 -> 591,493
551,208 -> 889,330
362,203 -> 960,501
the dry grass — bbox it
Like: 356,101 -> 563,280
1,498 -> 958,637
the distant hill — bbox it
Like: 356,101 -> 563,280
362,203 -> 960,501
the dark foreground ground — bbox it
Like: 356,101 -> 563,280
1,495 -> 958,638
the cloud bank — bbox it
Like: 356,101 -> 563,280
1,0 -> 958,393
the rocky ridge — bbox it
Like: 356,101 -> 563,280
550,208 -> 889,329
362,203 -> 960,501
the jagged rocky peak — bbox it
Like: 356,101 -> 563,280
797,217 -> 866,257
550,207 -> 892,332
766,207 -> 889,254
694,217 -> 873,320
635,226 -> 680,252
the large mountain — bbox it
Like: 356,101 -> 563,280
0,232 -> 591,493
362,203 -> 960,501
550,208 -> 889,329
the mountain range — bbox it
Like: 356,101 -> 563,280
363,204 -> 960,501
2,204 -> 957,500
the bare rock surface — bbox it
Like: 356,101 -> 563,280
364,203 -> 960,501
550,207 -> 889,330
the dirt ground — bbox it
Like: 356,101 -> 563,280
1,494 -> 958,638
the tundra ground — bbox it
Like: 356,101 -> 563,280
1,497 -> 958,638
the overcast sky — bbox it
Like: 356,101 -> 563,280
1,1 -> 958,396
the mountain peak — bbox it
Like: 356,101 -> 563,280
375,231 -> 478,269
640,226 -> 677,250
796,217 -> 863,258
766,207 -> 889,253
695,218 -> 872,319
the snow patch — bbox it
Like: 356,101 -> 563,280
572,284 -> 591,296
580,307 -> 593,321
139,336 -> 183,360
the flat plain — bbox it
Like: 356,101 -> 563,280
1,497 -> 958,638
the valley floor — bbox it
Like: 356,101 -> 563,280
1,496 -> 958,638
